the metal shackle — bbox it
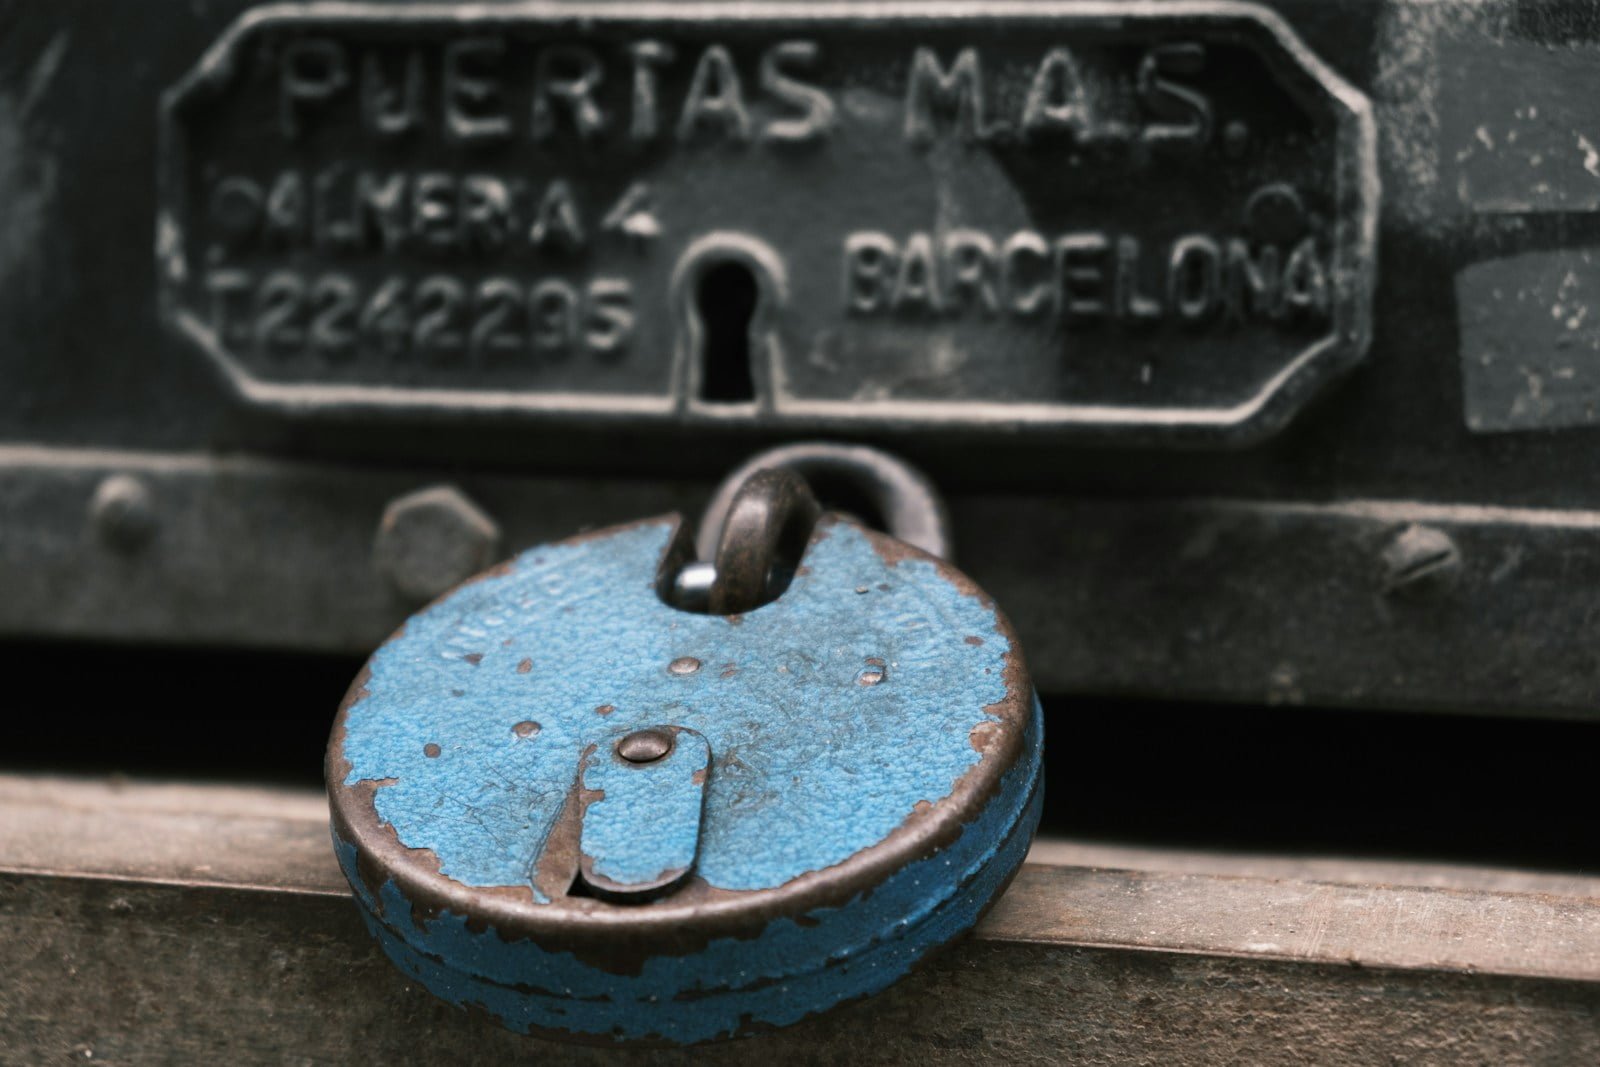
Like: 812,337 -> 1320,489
676,443 -> 954,615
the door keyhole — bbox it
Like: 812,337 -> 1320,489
696,261 -> 759,404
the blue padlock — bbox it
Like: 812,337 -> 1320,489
328,465 -> 1043,1044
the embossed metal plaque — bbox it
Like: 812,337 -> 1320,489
159,2 -> 1375,442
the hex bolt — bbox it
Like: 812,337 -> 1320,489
90,475 -> 156,552
373,485 -> 501,603
1381,524 -> 1462,598
616,728 -> 674,764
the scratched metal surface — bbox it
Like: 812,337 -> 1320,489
330,515 -> 1043,1042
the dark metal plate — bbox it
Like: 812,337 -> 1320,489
160,1 -> 1376,442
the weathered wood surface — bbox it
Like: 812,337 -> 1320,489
2,775 -> 1597,1064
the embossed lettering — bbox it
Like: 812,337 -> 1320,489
601,182 -> 660,243
844,230 -> 1332,330
263,172 -> 307,246
1001,233 -> 1051,316
1137,43 -> 1212,148
1224,239 -> 1280,323
361,277 -> 410,354
313,169 -> 358,251
760,41 -> 834,143
627,41 -> 675,141
1167,235 -> 1221,322
892,233 -> 943,313
362,50 -> 425,137
411,173 -> 457,249
530,279 -> 580,353
205,269 -> 252,338
1281,237 -> 1330,318
280,39 -> 348,139
253,271 -> 305,355
1021,48 -> 1093,141
678,45 -> 750,144
356,172 -> 407,252
1055,233 -> 1109,321
460,176 -> 512,252
443,38 -> 511,143
530,180 -> 585,252
414,276 -> 466,354
586,278 -> 636,353
942,230 -> 999,314
843,232 -> 898,314
904,48 -> 989,146
470,277 -> 524,359
533,46 -> 606,142
309,274 -> 358,357
1116,237 -> 1163,322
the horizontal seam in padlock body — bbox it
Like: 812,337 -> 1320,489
351,783 -> 1041,1046
332,706 -> 1043,1044
326,514 -> 1037,966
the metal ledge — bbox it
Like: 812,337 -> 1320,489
6,446 -> 1600,718
1,775 -> 1596,1062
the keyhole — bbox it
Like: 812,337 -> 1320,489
696,260 -> 758,404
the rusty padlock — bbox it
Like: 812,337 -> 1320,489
327,453 -> 1042,1044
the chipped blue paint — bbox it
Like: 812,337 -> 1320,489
341,520 -> 1011,892
579,726 -> 709,892
333,518 -> 1043,1042
333,698 -> 1041,1044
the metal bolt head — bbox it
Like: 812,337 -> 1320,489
1382,524 -> 1462,598
373,485 -> 500,603
90,475 -> 156,552
616,728 -> 675,764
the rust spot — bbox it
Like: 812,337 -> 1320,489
517,658 -> 533,674
332,777 -> 536,935
912,799 -> 934,816
726,614 -> 745,625
795,565 -> 812,577
513,721 -> 541,739
464,652 -> 484,665
865,656 -> 886,666
423,742 -> 441,758
720,666 -> 737,679
595,704 -> 615,716
965,635 -> 984,646
691,767 -> 707,786
968,719 -> 1002,756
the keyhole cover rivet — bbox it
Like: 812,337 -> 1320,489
616,727 -> 675,764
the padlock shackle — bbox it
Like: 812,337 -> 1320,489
696,442 -> 953,565
706,468 -> 821,615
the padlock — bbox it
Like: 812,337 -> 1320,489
327,455 -> 1043,1044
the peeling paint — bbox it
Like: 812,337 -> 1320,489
329,516 -> 1041,1042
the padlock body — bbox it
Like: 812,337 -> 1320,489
329,515 -> 1042,1044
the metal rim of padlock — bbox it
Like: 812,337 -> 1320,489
326,443 -> 1040,1044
